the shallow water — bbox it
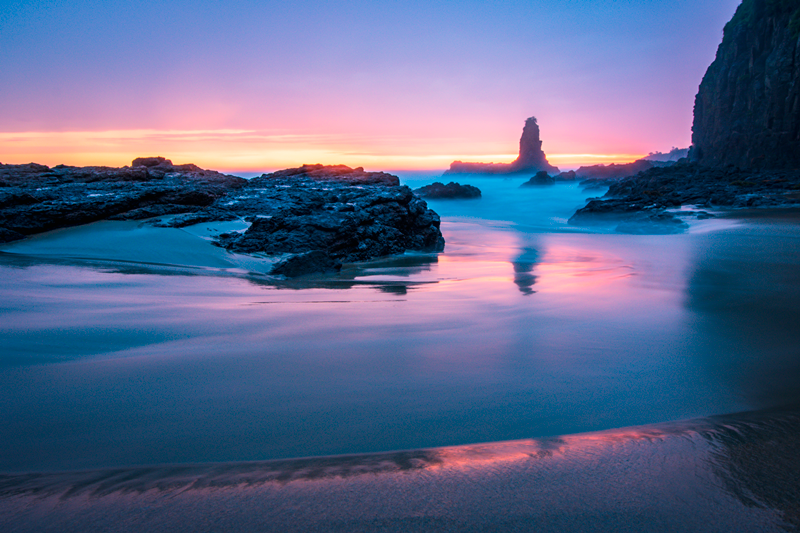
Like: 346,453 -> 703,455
1,175 -> 799,476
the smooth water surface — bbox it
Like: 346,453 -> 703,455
1,175 -> 799,472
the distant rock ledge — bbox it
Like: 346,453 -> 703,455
414,182 -> 481,199
0,159 -> 445,276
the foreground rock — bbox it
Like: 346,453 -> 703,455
691,0 -> 800,169
0,158 -> 247,240
414,182 -> 481,199
0,160 -> 445,276
445,117 -> 559,175
216,166 -> 445,273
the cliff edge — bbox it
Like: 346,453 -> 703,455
692,0 -> 800,169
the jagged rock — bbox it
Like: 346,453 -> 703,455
107,204 -> 199,221
691,0 -> 800,169
414,182 -> 481,199
445,117 -> 559,175
150,208 -> 240,228
0,226 -> 25,243
257,164 -> 400,186
218,167 -> 445,269
555,170 -> 577,181
521,171 -> 555,186
0,159 -> 246,236
132,156 -> 171,168
569,162 -> 800,229
271,251 -> 342,277
0,161 -> 446,277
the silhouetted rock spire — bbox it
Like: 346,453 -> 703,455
511,117 -> 556,172
446,117 -> 559,175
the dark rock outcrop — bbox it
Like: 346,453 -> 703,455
0,159 -> 246,237
0,161 -> 445,276
555,170 -> 577,181
217,169 -> 444,270
569,162 -> 800,230
414,182 -> 481,199
445,117 -> 559,175
575,160 -> 658,181
259,164 -> 400,186
643,148 -> 689,162
521,171 -> 555,186
691,0 -> 800,169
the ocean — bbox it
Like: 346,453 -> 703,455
1,174 -> 799,531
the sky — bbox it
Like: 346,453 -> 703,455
0,0 -> 742,172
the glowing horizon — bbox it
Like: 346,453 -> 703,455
0,128 -> 648,173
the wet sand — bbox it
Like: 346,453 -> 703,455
2,408 -> 799,532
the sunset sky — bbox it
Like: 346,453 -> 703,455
1,0 -> 741,172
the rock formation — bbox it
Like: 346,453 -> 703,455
445,117 -> 559,175
218,166 -> 445,272
414,182 -> 481,199
571,161 -> 800,218
520,171 -> 555,186
643,148 -> 689,162
555,170 -> 577,181
691,0 -> 800,169
568,1 -> 800,232
0,160 -> 445,276
574,160 -> 658,181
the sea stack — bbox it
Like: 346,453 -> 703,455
511,117 -> 558,173
691,0 -> 800,169
446,117 -> 559,175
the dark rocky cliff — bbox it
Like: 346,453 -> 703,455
692,0 -> 800,169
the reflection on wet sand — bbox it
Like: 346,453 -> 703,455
511,247 -> 539,295
2,408 -> 798,532
0,249 -> 441,295
0,221 -> 751,472
686,220 -> 800,408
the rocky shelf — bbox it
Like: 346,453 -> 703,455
0,158 -> 445,277
569,162 -> 800,232
414,182 -> 481,199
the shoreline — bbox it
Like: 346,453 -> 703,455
1,403 -> 796,477
3,406 -> 799,532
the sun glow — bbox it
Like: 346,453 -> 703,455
0,129 -> 647,173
